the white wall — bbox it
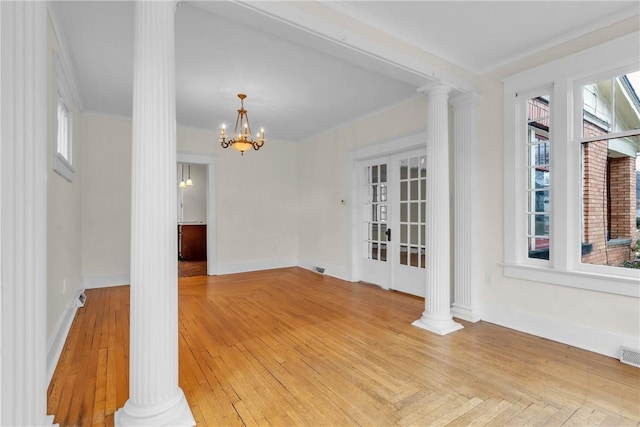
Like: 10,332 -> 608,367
297,97 -> 428,279
177,126 -> 299,274
46,12 -> 83,379
79,113 -> 132,286
79,118 -> 299,282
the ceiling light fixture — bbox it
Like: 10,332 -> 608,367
178,164 -> 194,188
219,93 -> 265,155
179,164 -> 186,188
186,164 -> 193,187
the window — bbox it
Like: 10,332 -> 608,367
526,95 -> 551,260
504,33 -> 640,297
53,53 -> 75,182
580,72 -> 640,269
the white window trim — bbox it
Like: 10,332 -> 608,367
504,32 -> 640,298
53,52 -> 76,182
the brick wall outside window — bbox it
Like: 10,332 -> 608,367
609,156 -> 636,240
582,121 -> 637,266
582,139 -> 608,265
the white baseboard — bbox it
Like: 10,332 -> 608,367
216,257 -> 298,276
451,304 -> 482,323
42,414 -> 57,426
82,272 -> 130,289
482,302 -> 640,359
46,289 -> 83,385
298,258 -> 352,282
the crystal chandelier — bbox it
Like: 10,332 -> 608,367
219,93 -> 265,155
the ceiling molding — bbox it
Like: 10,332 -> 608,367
321,1 -> 640,76
322,1 -> 472,74
479,3 -> 640,74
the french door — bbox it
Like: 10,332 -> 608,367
359,149 -> 427,297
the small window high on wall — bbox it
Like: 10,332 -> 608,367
53,53 -> 75,182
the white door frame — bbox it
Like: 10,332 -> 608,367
177,152 -> 217,276
347,132 -> 427,283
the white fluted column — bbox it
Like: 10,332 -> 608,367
0,2 -> 55,425
115,2 -> 195,426
412,84 -> 463,335
451,93 -> 481,323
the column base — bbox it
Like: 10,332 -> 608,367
115,388 -> 195,427
451,304 -> 481,323
412,313 -> 464,336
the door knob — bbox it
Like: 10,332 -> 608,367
385,228 -> 391,241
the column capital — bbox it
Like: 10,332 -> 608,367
450,91 -> 481,109
417,81 -> 453,97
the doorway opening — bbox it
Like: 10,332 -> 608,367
178,162 -> 207,277
177,153 -> 217,277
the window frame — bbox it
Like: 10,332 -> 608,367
574,66 -> 640,273
53,53 -> 76,182
503,32 -> 640,298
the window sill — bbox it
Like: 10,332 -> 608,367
53,153 -> 75,182
607,238 -> 632,247
527,243 -> 594,260
503,263 -> 640,298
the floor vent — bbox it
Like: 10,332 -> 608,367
75,291 -> 87,308
620,347 -> 640,368
314,266 -> 325,274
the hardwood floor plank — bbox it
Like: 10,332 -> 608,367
48,267 -> 640,426
542,406 -> 576,427
483,400 -> 530,426
447,398 -> 514,427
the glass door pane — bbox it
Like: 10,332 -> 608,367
363,163 -> 388,262
398,155 -> 426,268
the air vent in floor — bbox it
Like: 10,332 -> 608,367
620,347 -> 640,368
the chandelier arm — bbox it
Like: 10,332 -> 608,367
244,113 -> 253,140
233,111 -> 242,141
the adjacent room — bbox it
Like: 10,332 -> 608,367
1,1 -> 639,426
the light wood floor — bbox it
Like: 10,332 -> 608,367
48,267 -> 640,426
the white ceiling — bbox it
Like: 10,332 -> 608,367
49,1 -> 639,143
